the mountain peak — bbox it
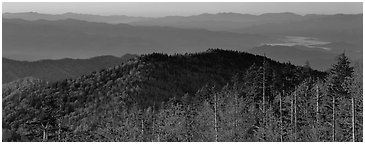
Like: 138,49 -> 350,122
62,12 -> 78,15
259,12 -> 301,17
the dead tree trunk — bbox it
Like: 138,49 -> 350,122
316,83 -> 319,125
214,93 -> 218,142
42,122 -> 49,142
294,89 -> 297,142
141,119 -> 144,141
262,54 -> 266,133
234,92 -> 238,142
262,55 -> 266,114
352,97 -> 355,142
291,92 -> 294,141
280,90 -> 283,142
58,120 -> 61,141
152,106 -> 155,142
185,104 -> 192,142
332,96 -> 335,142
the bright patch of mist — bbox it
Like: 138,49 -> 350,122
263,36 -> 332,50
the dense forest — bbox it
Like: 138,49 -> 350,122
2,49 -> 362,142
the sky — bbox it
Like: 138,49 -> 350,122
2,2 -> 363,17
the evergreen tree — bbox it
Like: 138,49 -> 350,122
328,53 -> 354,96
327,53 -> 354,142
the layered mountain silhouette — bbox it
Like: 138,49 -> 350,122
2,12 -> 312,28
6,12 -> 360,42
235,14 -> 362,44
7,12 -> 357,34
131,13 -> 362,58
130,12 -> 315,31
3,54 -> 136,83
3,18 -> 272,61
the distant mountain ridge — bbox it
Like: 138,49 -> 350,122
3,12 -> 150,23
4,12 -> 360,38
234,14 -> 362,46
131,13 -> 362,54
5,12 -> 358,32
3,18 -> 273,61
2,54 -> 137,83
129,12 -> 316,31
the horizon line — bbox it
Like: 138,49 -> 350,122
2,11 -> 363,18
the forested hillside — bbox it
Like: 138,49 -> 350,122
2,77 -> 45,99
2,49 -> 361,142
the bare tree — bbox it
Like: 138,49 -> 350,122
332,96 -> 335,142
214,93 -> 218,142
291,90 -> 294,141
262,54 -> 266,114
141,118 -> 145,141
316,82 -> 319,125
280,90 -> 283,142
294,88 -> 297,141
234,90 -> 238,142
352,97 -> 355,142
42,122 -> 49,142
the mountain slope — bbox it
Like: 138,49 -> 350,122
3,18 -> 273,61
2,54 -> 136,83
2,77 -> 44,96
